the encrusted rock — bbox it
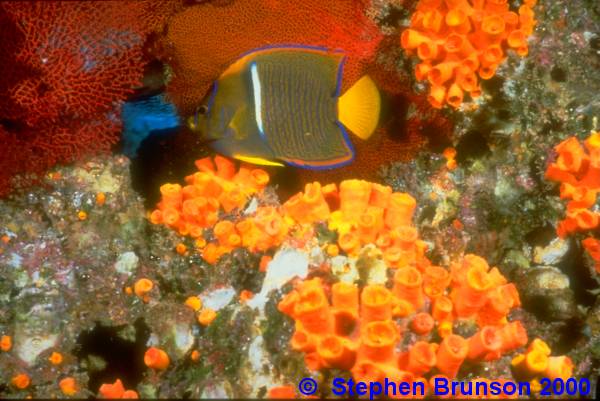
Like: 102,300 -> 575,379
516,266 -> 579,321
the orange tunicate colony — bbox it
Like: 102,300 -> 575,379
511,338 -> 574,385
98,378 -> 139,399
150,156 -> 271,263
150,156 -> 573,392
545,132 -> 600,271
151,157 -> 427,265
583,237 -> 600,273
277,251 -> 548,394
400,0 -> 537,109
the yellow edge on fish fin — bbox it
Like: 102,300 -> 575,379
233,154 -> 285,167
338,75 -> 381,140
220,52 -> 258,78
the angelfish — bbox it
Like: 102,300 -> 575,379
187,45 -> 381,169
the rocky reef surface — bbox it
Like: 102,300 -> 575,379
1,0 -> 600,399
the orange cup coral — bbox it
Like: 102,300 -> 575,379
98,378 -> 138,399
545,131 -> 600,239
144,347 -> 170,370
59,377 -> 78,396
512,338 -> 574,383
279,251 -> 528,392
150,155 -> 269,239
401,0 -> 537,109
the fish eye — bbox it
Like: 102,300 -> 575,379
197,105 -> 208,115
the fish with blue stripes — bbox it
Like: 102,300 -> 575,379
187,45 -> 381,169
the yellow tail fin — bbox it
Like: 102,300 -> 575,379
338,75 -> 381,140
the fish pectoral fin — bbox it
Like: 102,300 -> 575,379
228,106 -> 249,140
233,154 -> 285,167
338,75 -> 381,140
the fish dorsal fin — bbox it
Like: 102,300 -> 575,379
233,154 -> 284,167
220,53 -> 254,78
338,75 -> 381,140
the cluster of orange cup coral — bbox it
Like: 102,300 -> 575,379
98,378 -> 138,399
583,237 -> 600,273
545,132 -> 600,245
150,156 -> 270,239
512,338 -> 574,387
400,0 -> 536,108
144,347 -> 170,371
184,295 -> 218,326
205,179 -> 425,264
277,252 -> 538,394
285,180 -> 426,264
201,205 -> 289,264
151,159 -> 431,266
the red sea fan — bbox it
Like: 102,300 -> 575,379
159,0 -> 384,115
0,1 -> 181,196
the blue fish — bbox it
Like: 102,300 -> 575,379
121,93 -> 180,157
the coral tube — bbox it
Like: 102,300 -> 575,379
302,182 -> 331,222
291,327 -> 317,353
294,283 -> 332,334
144,347 -> 170,370
360,320 -> 398,362
277,290 -> 300,318
159,183 -> 183,208
284,182 -> 330,224
385,193 -> 417,228
411,312 -> 435,335
555,137 -> 587,174
432,295 -> 453,322
338,231 -> 361,255
361,285 -> 393,322
405,341 -> 437,376
498,321 -> 528,352
393,266 -> 424,309
358,207 -> 385,244
99,379 -> 125,399
339,180 -> 372,222
392,226 -> 419,250
317,335 -> 357,370
453,266 -> 492,317
423,265 -> 451,298
467,326 -> 502,360
478,286 -> 514,325
332,282 -> 359,314
352,360 -> 385,383
524,348 -> 549,375
219,186 -> 247,213
436,334 -> 468,378
369,183 -> 392,208
213,220 -> 236,246
545,356 -> 574,381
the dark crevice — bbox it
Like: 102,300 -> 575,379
74,318 -> 151,394
129,127 -> 209,208
563,240 -> 598,307
455,130 -> 491,163
550,66 -> 567,82
524,224 -> 556,249
379,91 -> 410,142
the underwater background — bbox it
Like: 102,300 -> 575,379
1,0 -> 600,398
